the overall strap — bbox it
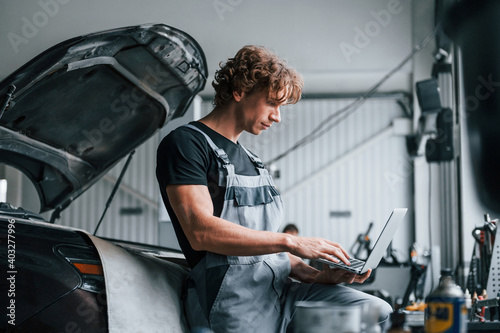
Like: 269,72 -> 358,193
184,124 -> 231,166
184,124 -> 234,184
240,145 -> 268,175
183,124 -> 267,174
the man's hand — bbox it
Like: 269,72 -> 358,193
313,265 -> 372,285
287,253 -> 371,285
288,236 -> 351,265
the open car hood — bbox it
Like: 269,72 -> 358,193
0,24 -> 207,213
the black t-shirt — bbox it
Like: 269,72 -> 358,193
156,121 -> 260,268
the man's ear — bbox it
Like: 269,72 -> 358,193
233,90 -> 244,102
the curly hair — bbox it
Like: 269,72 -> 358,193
212,45 -> 303,107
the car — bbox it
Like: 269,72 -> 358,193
0,23 -> 207,332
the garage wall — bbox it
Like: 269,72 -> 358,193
56,93 -> 415,257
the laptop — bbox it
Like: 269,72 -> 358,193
313,208 -> 408,275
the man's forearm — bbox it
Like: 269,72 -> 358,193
167,184 -> 297,256
187,214 -> 296,256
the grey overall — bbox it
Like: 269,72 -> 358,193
182,125 -> 393,333
183,124 -> 290,332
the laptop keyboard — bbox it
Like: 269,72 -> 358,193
347,258 -> 365,268
314,256 -> 366,273
330,257 -> 365,271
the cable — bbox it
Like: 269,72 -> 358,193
428,162 -> 435,291
265,26 -> 438,166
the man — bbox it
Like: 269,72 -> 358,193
283,223 -> 299,236
156,45 -> 392,332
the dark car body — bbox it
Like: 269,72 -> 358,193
1,205 -> 107,332
0,23 -> 207,332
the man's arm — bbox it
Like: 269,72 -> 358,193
166,184 -> 352,263
167,183 -> 291,255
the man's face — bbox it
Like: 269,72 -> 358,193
234,89 -> 284,136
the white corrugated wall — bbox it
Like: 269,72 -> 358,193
58,95 -> 414,257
